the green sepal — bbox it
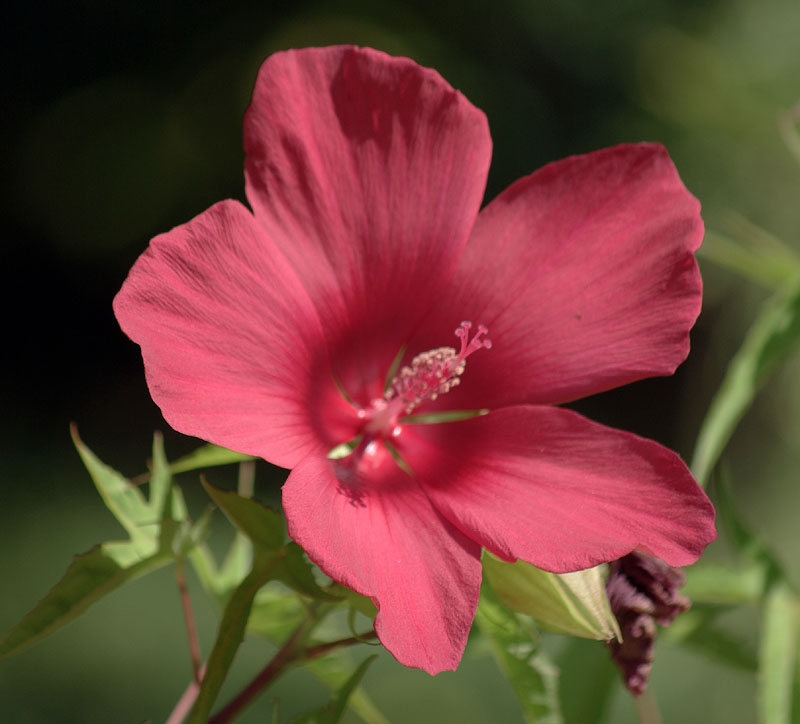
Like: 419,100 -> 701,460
483,554 -> 620,642
290,655 -> 379,724
475,581 -> 562,724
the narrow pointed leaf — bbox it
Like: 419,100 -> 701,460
699,231 -> 800,290
247,588 -> 307,641
171,501 -> 214,557
291,655 -> 378,724
475,582 -> 562,724
682,561 -> 766,605
758,583 -> 799,724
0,542 -> 171,659
304,656 -> 391,724
665,605 -> 758,671
0,431 -> 190,659
692,280 -> 800,487
187,552 -> 282,724
149,432 -> 172,521
71,425 -> 157,549
172,481 -> 235,599
171,443 -> 255,474
214,533 -> 253,597
247,590 -> 387,724
201,478 -> 283,551
714,470 -> 784,580
329,585 -> 378,620
556,638 -> 617,724
484,555 -> 619,641
273,543 -> 341,601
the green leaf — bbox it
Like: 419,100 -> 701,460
148,431 -> 173,523
713,469 -> 785,584
187,551 -> 284,724
200,480 -> 338,600
247,587 -> 308,641
247,591 -> 388,724
0,542 -> 172,659
483,555 -> 619,641
692,280 -> 800,487
682,561 -> 766,605
778,102 -> 800,169
71,425 -> 160,553
273,543 -> 341,601
0,430 -> 185,659
475,582 -> 562,724
304,655 -> 391,724
291,655 -> 378,724
201,478 -> 284,552
171,500 -> 214,558
664,605 -> 758,671
328,584 -> 378,620
170,443 -> 256,474
699,231 -> 800,289
758,583 -> 800,724
214,533 -> 253,595
555,638 -> 617,724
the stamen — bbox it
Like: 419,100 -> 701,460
383,322 -> 492,415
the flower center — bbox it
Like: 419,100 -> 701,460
359,321 -> 491,438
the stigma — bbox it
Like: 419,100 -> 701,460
361,321 -> 491,435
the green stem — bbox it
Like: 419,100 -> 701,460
237,460 -> 255,498
778,101 -> 800,168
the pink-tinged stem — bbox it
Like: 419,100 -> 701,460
176,558 -> 203,683
165,662 -> 207,724
208,629 -> 377,724
304,631 -> 378,660
634,688 -> 662,724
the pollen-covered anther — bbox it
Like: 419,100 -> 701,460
383,322 -> 492,416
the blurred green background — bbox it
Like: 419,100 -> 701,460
2,0 -> 799,722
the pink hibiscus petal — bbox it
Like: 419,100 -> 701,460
408,143 -> 703,410
283,447 -> 482,674
113,200 -> 358,468
243,46 -> 492,405
399,405 -> 715,572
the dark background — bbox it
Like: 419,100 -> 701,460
2,1 -> 799,722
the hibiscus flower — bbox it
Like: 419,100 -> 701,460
114,45 -> 715,674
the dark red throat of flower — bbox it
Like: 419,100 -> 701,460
360,321 -> 492,438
